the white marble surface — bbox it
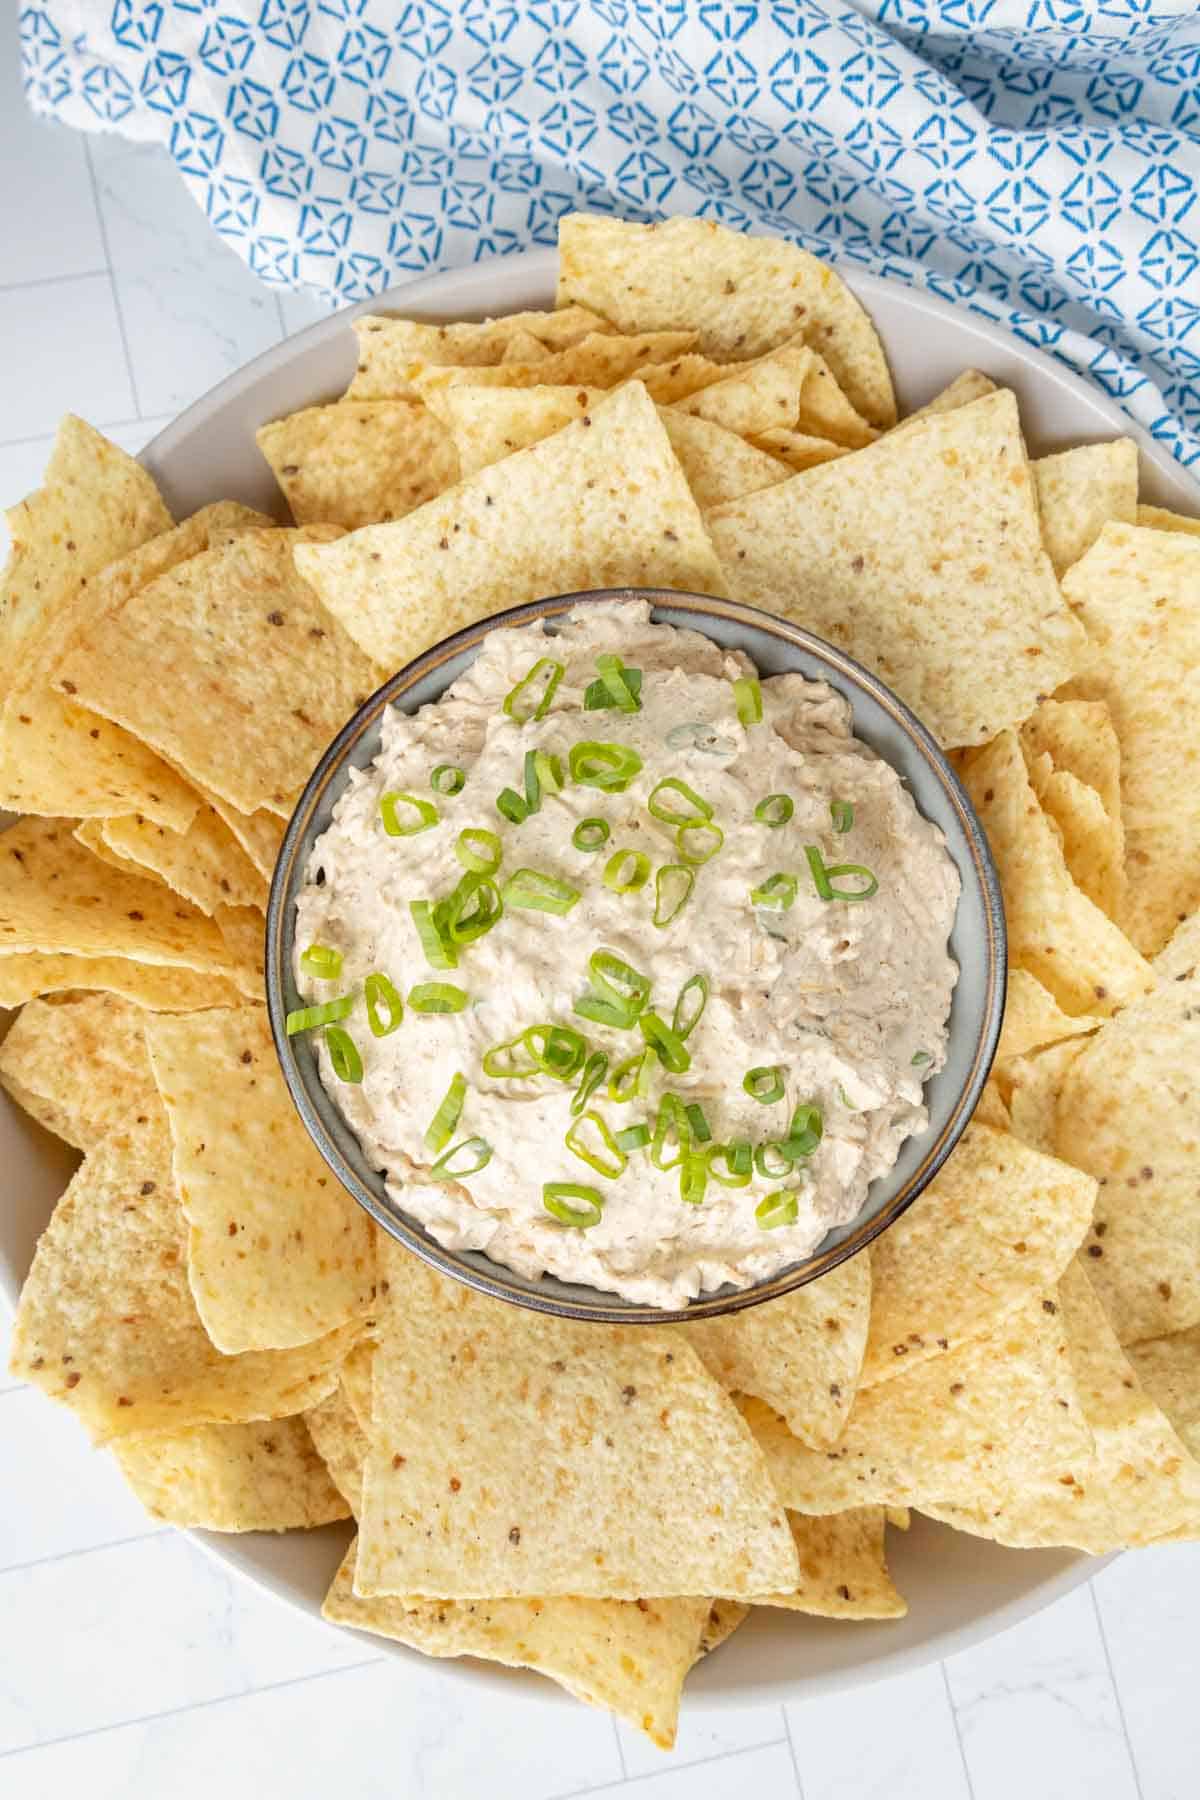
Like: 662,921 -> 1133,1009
3,31 -> 1200,1795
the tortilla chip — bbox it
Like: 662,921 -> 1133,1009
741,1291 -> 1089,1513
1153,907 -> 1200,982
556,214 -> 896,427
144,1005 -> 375,1353
257,401 -> 460,530
959,731 -> 1153,1014
1032,441 -> 1138,577
1019,697 -> 1122,830
1054,968 -> 1200,1343
974,1081 -> 1011,1131
1025,750 -> 1124,921
1005,1039 -> 1089,1157
997,969 -> 1102,1072
338,1339 -> 374,1432
1135,503 -> 1200,537
901,371 -> 998,423
1127,1328 -> 1200,1460
355,1247 -> 797,1601
294,382 -> 728,669
633,353 -> 730,404
304,1383 -> 368,1515
8,1120 -> 358,1440
324,1537 -> 709,1750
924,1265 -> 1200,1549
0,816 -> 243,976
204,801 -> 284,882
93,807 -> 267,916
1061,523 -> 1200,955
708,391 -> 1083,749
749,429 -> 851,474
0,993 -> 159,1151
754,1509 -> 906,1619
211,904 -> 266,1001
409,330 -> 697,396
697,1599 -> 749,1658
347,306 -> 609,399
674,341 -> 814,437
114,1416 -> 350,1530
500,328 -> 552,363
684,1254 -> 870,1449
861,1121 -> 1095,1387
52,526 -> 384,819
0,952 -> 239,1011
792,351 -> 879,449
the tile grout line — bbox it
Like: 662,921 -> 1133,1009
0,414 -> 168,453
780,1702 -> 807,1798
0,1526 -> 171,1579
0,1654 -> 386,1761
610,1712 -> 628,1780
81,136 -> 142,420
1088,1579 -> 1147,1800
559,1738 -> 789,1799
0,269 -> 111,296
940,1659 -> 979,1800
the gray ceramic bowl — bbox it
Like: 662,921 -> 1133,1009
266,588 -> 1005,1323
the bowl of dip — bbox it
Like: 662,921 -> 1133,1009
266,589 -> 1005,1323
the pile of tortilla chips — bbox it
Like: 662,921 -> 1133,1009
3,212 -> 1199,1751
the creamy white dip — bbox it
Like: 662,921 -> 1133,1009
295,603 -> 959,1309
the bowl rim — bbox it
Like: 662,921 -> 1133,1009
266,586 -> 1006,1324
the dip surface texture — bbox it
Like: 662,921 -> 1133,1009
295,603 -> 960,1308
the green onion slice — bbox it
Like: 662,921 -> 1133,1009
502,868 -> 580,915
523,747 -> 564,814
380,790 -> 438,837
594,653 -> 642,713
831,799 -> 854,834
455,826 -> 501,875
364,972 -> 404,1038
647,777 -> 712,827
286,995 -> 354,1036
410,898 -> 458,970
733,675 -> 763,725
912,1050 -> 932,1067
432,1136 -> 492,1180
750,872 -> 798,910
756,1189 -> 800,1230
503,657 -> 563,723
615,1122 -> 650,1152
603,848 -> 650,894
523,1023 -> 588,1081
755,1141 -> 795,1180
569,741 -> 643,793
408,982 -> 469,1014
755,793 -> 794,828
650,1093 -> 691,1171
684,1101 -> 712,1144
585,667 -> 643,710
785,1104 -> 824,1158
482,1035 -> 539,1079
543,1182 -> 604,1228
676,820 -> 724,865
608,1048 -> 654,1104
744,1064 -> 785,1104
425,1072 -> 466,1152
652,863 -> 694,929
570,1050 -> 609,1116
574,951 -> 650,1030
299,943 -> 343,980
804,845 -> 879,903
707,1141 -> 752,1188
431,763 -> 466,796
671,973 -> 709,1040
496,786 -> 530,825
565,1109 -> 627,1179
572,817 -> 610,853
679,1153 -> 708,1206
325,1025 -> 363,1083
438,874 -> 503,946
640,1011 -> 692,1074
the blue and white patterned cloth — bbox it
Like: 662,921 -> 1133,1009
20,1 -> 1200,468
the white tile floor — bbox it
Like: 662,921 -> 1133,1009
3,27 -> 1200,1795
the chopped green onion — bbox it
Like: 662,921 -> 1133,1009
431,763 -> 466,796
733,675 -> 763,725
672,972 -> 709,1040
666,720 -> 737,756
804,845 -> 879,903
755,793 -> 794,828
755,1141 -> 795,1179
502,868 -> 580,915
572,992 -> 632,1029
615,1122 -> 651,1152
503,656 -> 563,723
523,747 -> 564,814
707,1141 -> 752,1188
565,1109 -> 627,1179
496,786 -> 530,825
543,1182 -> 604,1228
756,1189 -> 800,1230
364,972 -> 404,1038
410,898 -> 457,969
640,1011 -> 692,1073
585,667 -> 643,710
831,799 -> 854,834
482,1035 -> 539,1079
380,790 -> 438,836
679,1154 -> 708,1206
608,1048 -> 654,1104
594,653 -> 642,713
408,982 -> 469,1014
571,1050 -> 609,1115
438,873 -> 503,946
603,848 -> 650,894
676,820 -> 724,865
425,1072 -> 466,1152
325,1025 -> 363,1083
744,1065 -> 785,1104
729,1140 -> 753,1177
572,817 -> 610,853
569,741 -> 643,792
523,1023 -> 588,1081
647,777 -> 712,826
786,1104 -> 824,1155
650,1093 -> 691,1171
684,1101 -> 712,1144
912,1050 -> 932,1067
432,1136 -> 492,1179
455,826 -> 501,875
837,1083 -> 858,1110
299,943 -> 343,979
286,995 -> 354,1036
750,872 -> 798,910
653,863 -> 694,928
574,951 -> 651,1030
